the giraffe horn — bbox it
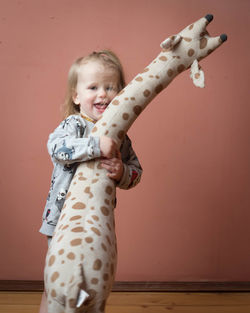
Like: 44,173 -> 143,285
205,14 -> 213,23
220,34 -> 228,42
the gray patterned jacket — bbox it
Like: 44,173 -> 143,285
39,115 -> 142,236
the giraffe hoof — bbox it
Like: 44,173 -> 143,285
205,14 -> 213,23
220,34 -> 228,42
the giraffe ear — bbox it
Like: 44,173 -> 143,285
190,59 -> 205,88
160,35 -> 182,50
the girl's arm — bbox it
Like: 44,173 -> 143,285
100,136 -> 142,189
117,136 -> 143,190
47,116 -> 101,165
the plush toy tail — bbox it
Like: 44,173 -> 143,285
47,263 -> 89,313
66,264 -> 89,312
76,289 -> 90,308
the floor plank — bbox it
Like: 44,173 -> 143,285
107,305 -> 250,313
1,291 -> 250,313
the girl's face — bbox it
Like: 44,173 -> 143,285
73,60 -> 120,121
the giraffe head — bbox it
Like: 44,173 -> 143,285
160,14 -> 227,87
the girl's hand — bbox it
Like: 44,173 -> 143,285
100,136 -> 118,159
100,150 -> 124,182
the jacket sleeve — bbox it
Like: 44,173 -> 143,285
47,115 -> 101,165
117,136 -> 143,190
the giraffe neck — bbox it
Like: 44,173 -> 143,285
91,16 -> 227,145
91,49 -> 179,148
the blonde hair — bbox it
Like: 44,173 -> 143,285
62,50 -> 125,119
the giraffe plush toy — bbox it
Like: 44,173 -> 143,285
44,14 -> 227,313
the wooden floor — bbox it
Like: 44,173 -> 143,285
1,291 -> 250,313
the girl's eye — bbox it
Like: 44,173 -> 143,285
89,86 -> 97,90
107,86 -> 116,91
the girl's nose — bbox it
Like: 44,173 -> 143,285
99,88 -> 107,98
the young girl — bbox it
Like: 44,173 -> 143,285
39,50 -> 142,312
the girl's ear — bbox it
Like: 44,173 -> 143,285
72,91 -> 80,105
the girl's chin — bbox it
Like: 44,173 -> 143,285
95,107 -> 107,114
94,107 -> 107,115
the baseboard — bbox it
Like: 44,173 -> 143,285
113,281 -> 250,292
1,280 -> 250,292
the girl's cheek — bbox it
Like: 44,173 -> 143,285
112,91 -> 118,98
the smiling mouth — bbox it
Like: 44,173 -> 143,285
94,102 -> 109,111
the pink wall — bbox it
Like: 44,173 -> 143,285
1,0 -> 250,281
